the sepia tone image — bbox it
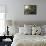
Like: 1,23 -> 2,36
24,5 -> 37,15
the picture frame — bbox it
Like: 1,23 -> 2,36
24,5 -> 37,15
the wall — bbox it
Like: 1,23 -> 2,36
0,0 -> 46,22
13,0 -> 46,22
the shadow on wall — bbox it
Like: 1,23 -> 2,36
5,20 -> 46,27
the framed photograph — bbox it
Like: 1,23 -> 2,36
24,5 -> 37,15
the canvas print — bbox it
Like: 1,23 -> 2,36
24,5 -> 37,15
